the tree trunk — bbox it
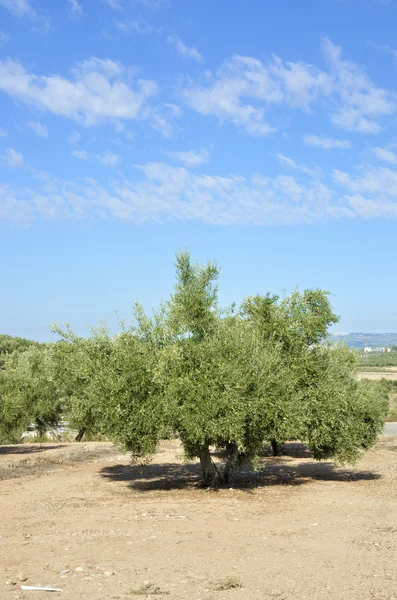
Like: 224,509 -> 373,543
271,438 -> 283,456
224,441 -> 239,484
36,418 -> 46,438
199,445 -> 218,487
75,428 -> 86,442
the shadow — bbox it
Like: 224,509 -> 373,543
100,454 -> 381,493
0,444 -> 64,456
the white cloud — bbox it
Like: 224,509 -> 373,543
183,53 -> 329,136
148,102 -> 182,137
2,147 -> 23,168
371,146 -> 397,164
104,0 -> 123,10
134,0 -> 167,7
168,35 -> 202,62
98,151 -> 119,166
0,0 -> 35,17
68,0 -> 82,15
367,40 -> 397,62
333,164 -> 397,197
72,149 -> 120,165
183,39 -> 397,136
116,17 -> 160,33
9,154 -> 397,226
345,193 -> 397,220
72,150 -> 88,160
277,154 -> 298,170
0,184 -> 32,226
0,57 -> 158,126
67,130 -> 81,145
322,37 -> 397,133
0,159 -> 354,226
168,149 -> 209,168
302,134 -> 351,149
26,121 -> 48,138
0,30 -> 10,45
277,153 -> 319,177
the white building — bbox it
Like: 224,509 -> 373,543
363,346 -> 391,353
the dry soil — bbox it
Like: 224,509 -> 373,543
1,439 -> 397,600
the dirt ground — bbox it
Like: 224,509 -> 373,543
357,371 -> 397,380
1,439 -> 397,600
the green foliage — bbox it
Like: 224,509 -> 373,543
168,249 -> 220,340
7,249 -> 385,486
359,378 -> 397,422
0,346 -> 61,443
299,348 -> 387,462
50,316 -> 168,456
0,334 -> 43,370
0,333 -> 43,356
359,351 -> 397,367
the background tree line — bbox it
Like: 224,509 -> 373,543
0,251 -> 388,485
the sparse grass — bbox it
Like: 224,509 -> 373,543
0,444 -> 123,480
215,575 -> 242,591
357,366 -> 397,372
129,582 -> 170,595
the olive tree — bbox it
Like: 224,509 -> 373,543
49,250 -> 387,486
0,346 -> 61,443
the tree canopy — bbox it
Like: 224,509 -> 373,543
0,251 -> 387,484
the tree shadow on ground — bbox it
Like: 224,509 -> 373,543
0,444 -> 64,455
100,444 -> 380,493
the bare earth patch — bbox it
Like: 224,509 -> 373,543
357,371 -> 397,380
1,439 -> 397,600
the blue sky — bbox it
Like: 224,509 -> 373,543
1,0 -> 397,340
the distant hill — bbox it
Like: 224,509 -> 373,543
0,334 -> 43,356
330,333 -> 397,349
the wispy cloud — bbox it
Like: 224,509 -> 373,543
277,153 -> 319,177
0,57 -> 159,126
182,53 -> 328,136
302,134 -> 351,149
97,151 -> 120,166
367,40 -> 397,61
322,37 -> 397,133
116,17 -> 160,33
0,0 -> 35,17
1,147 -> 24,168
371,146 -> 397,164
0,184 -> 33,227
0,30 -> 10,45
168,35 -> 202,62
134,0 -> 167,8
72,149 -> 120,166
68,0 -> 83,15
148,102 -> 182,137
67,130 -> 81,145
72,150 -> 88,160
8,153 -> 397,226
103,0 -> 123,10
26,121 -> 48,138
0,127 -> 6,137
183,39 -> 397,137
167,149 -> 209,168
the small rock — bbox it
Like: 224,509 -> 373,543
17,574 -> 27,582
75,567 -> 84,572
103,570 -> 115,577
